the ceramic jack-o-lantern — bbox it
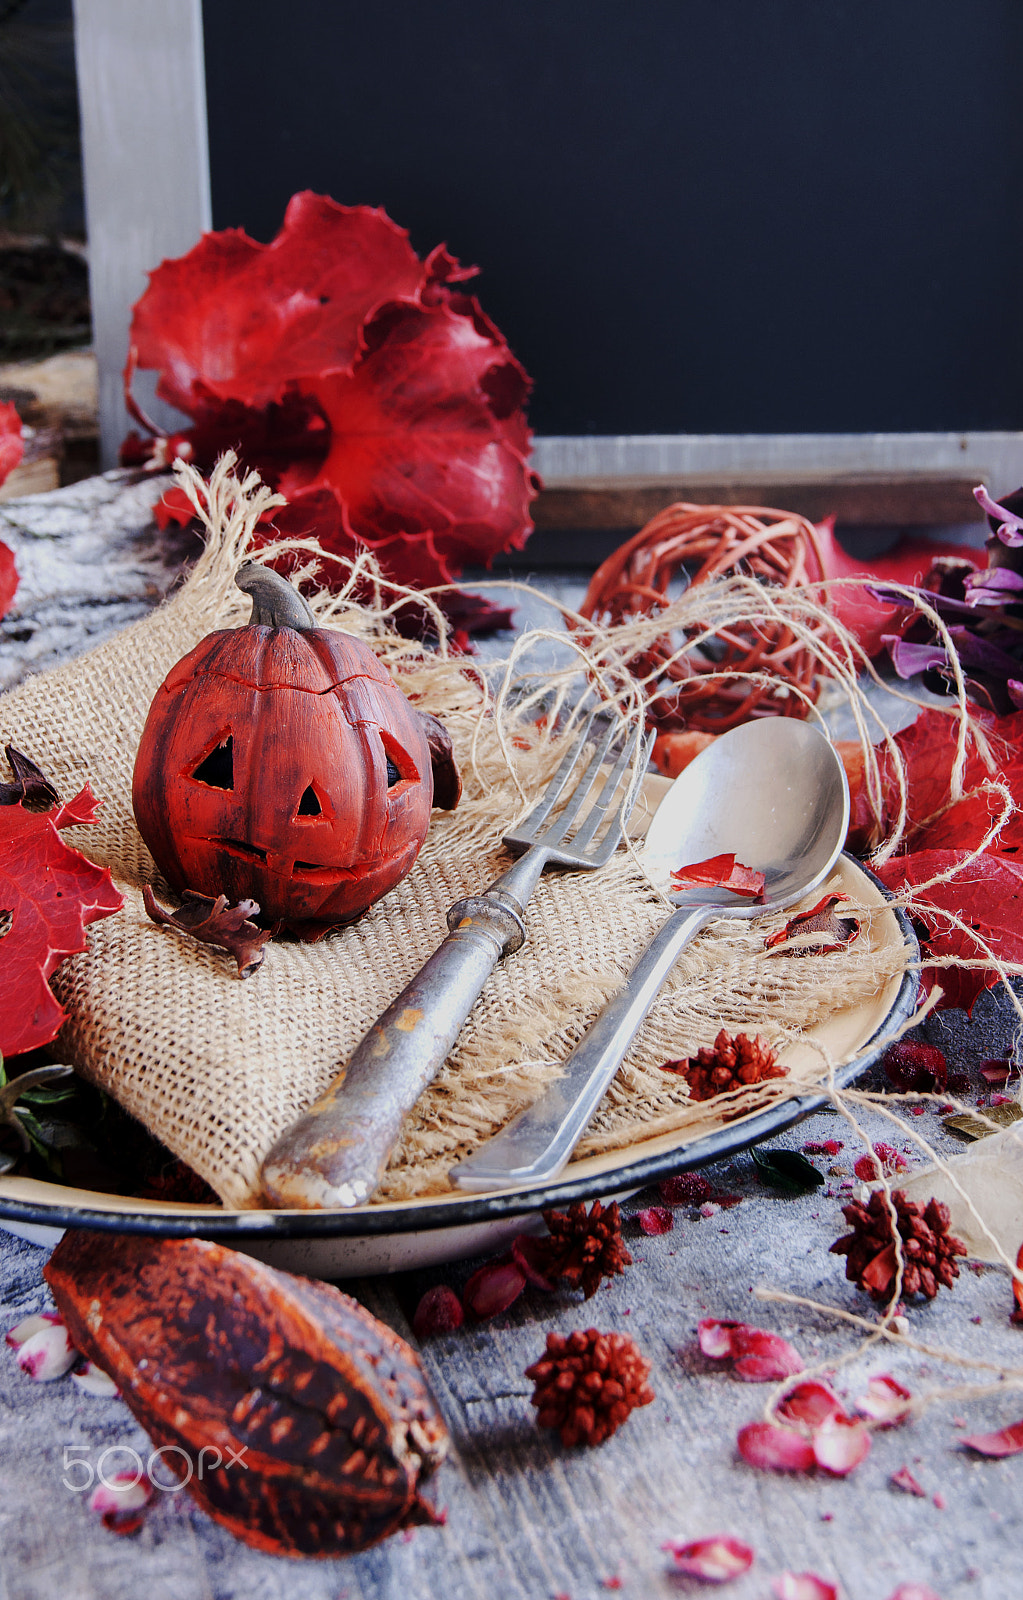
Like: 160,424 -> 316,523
132,563 -> 460,936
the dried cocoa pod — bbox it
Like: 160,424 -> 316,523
44,1231 -> 449,1556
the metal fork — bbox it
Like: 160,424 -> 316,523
259,710 -> 652,1209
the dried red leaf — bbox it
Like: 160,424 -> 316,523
0,399 -> 23,491
0,540 -> 16,623
776,1381 -> 846,1430
0,746 -> 59,809
736,1422 -> 816,1472
771,1573 -> 838,1600
462,1256 -> 525,1319
881,1041 -> 948,1094
143,885 -> 271,977
671,853 -> 766,898
890,1465 -> 927,1496
873,847 -> 1023,1014
855,1374 -> 913,1426
764,893 -> 859,956
637,1206 -> 674,1236
663,1534 -> 754,1582
811,1414 -> 871,1475
959,1418 -> 1023,1456
411,1285 -> 464,1339
124,193 -> 537,611
0,755 -> 122,1056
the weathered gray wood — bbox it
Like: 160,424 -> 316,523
72,0 -> 211,466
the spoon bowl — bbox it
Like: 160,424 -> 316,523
450,717 -> 850,1192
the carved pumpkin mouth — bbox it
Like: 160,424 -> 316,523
200,836 -> 382,884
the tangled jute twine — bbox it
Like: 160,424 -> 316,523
0,454 -> 1019,1226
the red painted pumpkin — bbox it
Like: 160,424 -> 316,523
132,564 -> 459,933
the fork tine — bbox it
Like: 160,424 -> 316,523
507,708 -> 600,842
568,720 -> 646,855
532,718 -> 620,849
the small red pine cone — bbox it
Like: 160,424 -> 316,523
525,1328 -> 655,1447
831,1189 -> 967,1304
533,1200 -> 633,1300
667,1028 -> 787,1106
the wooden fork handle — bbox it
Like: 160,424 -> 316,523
259,895 -> 525,1209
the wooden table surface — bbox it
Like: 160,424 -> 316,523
0,474 -> 1019,1600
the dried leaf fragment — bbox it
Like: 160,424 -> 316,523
143,885 -> 271,976
0,746 -> 59,809
764,893 -> 859,956
671,853 -> 765,898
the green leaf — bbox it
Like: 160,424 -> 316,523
751,1145 -> 825,1193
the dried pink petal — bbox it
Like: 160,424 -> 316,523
959,1419 -> 1023,1456
772,1575 -> 838,1600
890,1465 -> 926,1496
5,1310 -> 62,1349
663,1534 -> 754,1582
730,1328 -> 804,1383
979,1060 -> 1010,1084
776,1381 -> 846,1430
511,1234 -> 557,1290
737,1422 -> 815,1472
71,1360 -> 119,1397
411,1284 -> 464,1338
886,1586 -> 944,1600
658,1173 -> 711,1206
812,1414 -> 871,1476
698,1318 -> 744,1360
89,1470 -> 153,1535
802,1139 -> 844,1156
637,1206 -> 674,1236
854,1142 -> 907,1182
856,1374 -> 912,1426
462,1256 -> 526,1319
16,1321 -> 76,1381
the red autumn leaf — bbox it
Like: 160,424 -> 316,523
885,707 -> 1023,854
873,848 -> 1023,1013
0,540 -> 16,623
0,775 -> 123,1057
671,853 -> 766,898
959,1418 -> 1023,1456
123,192 -> 538,615
812,515 -> 981,658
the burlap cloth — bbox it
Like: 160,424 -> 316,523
0,465 -> 914,1208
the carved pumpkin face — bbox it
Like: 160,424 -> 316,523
132,566 -> 458,932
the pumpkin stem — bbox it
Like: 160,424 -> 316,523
236,563 -> 317,631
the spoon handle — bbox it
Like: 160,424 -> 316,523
449,903 -> 712,1192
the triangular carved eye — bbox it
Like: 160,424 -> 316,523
191,737 -> 234,790
297,784 -> 321,816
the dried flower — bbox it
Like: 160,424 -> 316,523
412,1285 -> 464,1338
525,1328 -> 654,1447
831,1189 -> 967,1303
529,1200 -> 632,1300
853,1142 -> 907,1182
661,1028 -> 787,1108
764,893 -> 859,956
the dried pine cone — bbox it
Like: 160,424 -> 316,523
532,1200 -> 632,1300
831,1189 -> 967,1304
662,1028 -> 787,1107
525,1328 -> 655,1447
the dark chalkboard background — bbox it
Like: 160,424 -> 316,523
202,1 -> 1023,437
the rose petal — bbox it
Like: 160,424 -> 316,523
776,1381 -> 847,1430
699,1318 -> 744,1360
772,1574 -> 838,1600
89,1470 -> 153,1536
812,1415 -> 871,1476
959,1419 -> 1023,1456
510,1234 -> 557,1291
637,1206 -> 674,1236
856,1374 -> 912,1426
663,1535 -> 754,1582
887,1587 -> 944,1600
737,1422 -> 816,1472
462,1257 -> 526,1319
5,1311 -> 63,1349
890,1465 -> 926,1497
730,1328 -> 804,1382
412,1285 -> 464,1338
16,1322 -> 76,1381
71,1360 -> 120,1398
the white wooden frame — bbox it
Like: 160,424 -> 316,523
72,1 -> 1023,503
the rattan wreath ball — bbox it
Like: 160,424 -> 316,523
573,501 -> 830,733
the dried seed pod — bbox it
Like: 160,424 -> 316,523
44,1232 -> 449,1557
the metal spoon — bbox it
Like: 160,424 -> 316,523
449,717 -> 850,1192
